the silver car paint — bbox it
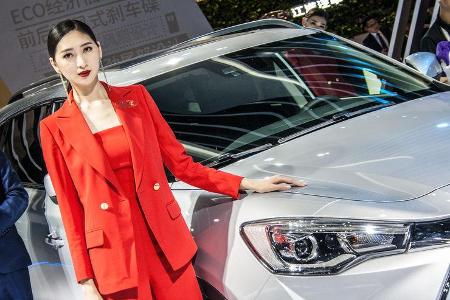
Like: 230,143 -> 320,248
175,92 -> 450,218
4,27 -> 450,299
172,92 -> 450,299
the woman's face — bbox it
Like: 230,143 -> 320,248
50,30 -> 102,89
302,16 -> 327,30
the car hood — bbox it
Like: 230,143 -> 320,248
225,92 -> 450,203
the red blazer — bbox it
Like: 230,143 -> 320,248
40,82 -> 243,294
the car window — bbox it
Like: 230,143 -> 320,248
280,35 -> 428,98
139,32 -> 450,166
0,100 -> 64,187
142,58 -> 311,163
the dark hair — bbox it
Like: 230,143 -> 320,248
47,19 -> 97,92
304,8 -> 328,20
47,19 -> 97,59
362,15 -> 379,28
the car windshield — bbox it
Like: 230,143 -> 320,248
143,32 -> 449,165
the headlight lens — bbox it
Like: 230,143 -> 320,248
410,219 -> 450,249
241,218 -> 419,275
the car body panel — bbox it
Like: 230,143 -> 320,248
227,92 -> 450,203
172,92 -> 450,222
174,185 -> 450,299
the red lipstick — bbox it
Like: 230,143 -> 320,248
79,70 -> 91,77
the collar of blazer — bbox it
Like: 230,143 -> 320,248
55,81 -> 145,197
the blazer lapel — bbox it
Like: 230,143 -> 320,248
108,84 -> 145,192
55,89 -> 126,198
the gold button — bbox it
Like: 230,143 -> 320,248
100,202 -> 109,210
153,183 -> 160,191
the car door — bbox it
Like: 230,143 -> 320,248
0,98 -> 83,300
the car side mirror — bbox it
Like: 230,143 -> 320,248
404,52 -> 443,78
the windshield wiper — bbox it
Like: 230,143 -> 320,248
344,102 -> 395,119
278,102 -> 394,144
206,103 -> 394,167
206,143 -> 274,167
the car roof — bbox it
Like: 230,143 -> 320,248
107,18 -> 304,71
8,19 -> 307,103
2,26 -> 314,117
104,27 -> 313,86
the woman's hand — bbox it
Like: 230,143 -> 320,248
240,175 -> 306,193
80,279 -> 103,300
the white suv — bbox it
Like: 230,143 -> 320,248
1,19 -> 450,300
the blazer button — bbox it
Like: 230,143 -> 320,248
153,183 -> 160,191
100,202 -> 109,210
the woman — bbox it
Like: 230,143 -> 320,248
40,19 -> 305,300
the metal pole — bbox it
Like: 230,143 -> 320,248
404,0 -> 422,57
431,0 -> 440,24
404,0 -> 432,57
388,0 -> 413,60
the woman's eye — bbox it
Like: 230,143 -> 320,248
63,53 -> 73,59
83,46 -> 93,52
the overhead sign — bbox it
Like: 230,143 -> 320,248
0,0 -> 212,94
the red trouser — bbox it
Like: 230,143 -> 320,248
103,260 -> 202,300
102,212 -> 203,300
102,181 -> 202,299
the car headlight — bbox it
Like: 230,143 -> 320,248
241,218 -> 450,275
411,219 -> 450,249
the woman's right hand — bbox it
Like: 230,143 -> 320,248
80,279 -> 103,300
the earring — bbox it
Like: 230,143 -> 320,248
59,74 -> 69,96
100,59 -> 111,91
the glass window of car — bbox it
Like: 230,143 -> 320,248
142,32 -> 449,166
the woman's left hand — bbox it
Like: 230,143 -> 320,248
240,175 -> 306,193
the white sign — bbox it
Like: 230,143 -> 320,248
291,0 -> 343,18
0,0 -> 212,94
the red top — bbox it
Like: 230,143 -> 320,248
94,125 -> 135,197
94,124 -> 167,299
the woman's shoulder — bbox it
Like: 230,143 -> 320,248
39,98 -> 70,129
106,83 -> 147,100
40,112 -> 57,129
108,83 -> 144,92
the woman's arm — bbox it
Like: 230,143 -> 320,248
40,121 -> 95,282
139,85 -> 242,198
138,86 -> 305,198
240,175 -> 305,193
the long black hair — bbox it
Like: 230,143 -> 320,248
47,19 -> 98,92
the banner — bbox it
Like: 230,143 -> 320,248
0,0 -> 212,95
